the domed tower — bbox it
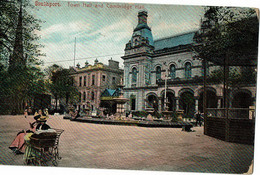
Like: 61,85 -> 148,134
122,11 -> 154,112
124,11 -> 154,56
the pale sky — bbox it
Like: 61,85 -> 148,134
31,0 -> 205,69
30,0 -> 259,70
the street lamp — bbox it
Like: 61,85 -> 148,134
162,62 -> 173,120
164,62 -> 170,111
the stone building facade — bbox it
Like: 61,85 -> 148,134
122,11 -> 256,118
69,59 -> 123,113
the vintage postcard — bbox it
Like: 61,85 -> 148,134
0,0 -> 259,174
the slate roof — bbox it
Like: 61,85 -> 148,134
154,31 -> 196,51
132,24 -> 154,46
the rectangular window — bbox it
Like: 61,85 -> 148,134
131,98 -> 136,110
92,75 -> 95,85
79,92 -> 81,102
84,76 -> 86,86
79,76 -> 82,87
91,91 -> 95,100
112,77 -> 116,84
102,75 -> 106,81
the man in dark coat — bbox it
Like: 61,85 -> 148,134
195,111 -> 202,127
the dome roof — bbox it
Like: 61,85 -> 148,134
131,11 -> 154,46
134,23 -> 151,32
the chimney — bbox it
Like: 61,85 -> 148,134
108,58 -> 119,69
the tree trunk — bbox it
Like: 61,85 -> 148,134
55,95 -> 58,111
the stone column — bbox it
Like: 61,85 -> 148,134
97,90 -> 100,109
97,72 -> 100,87
176,98 -> 179,111
195,97 -> 199,112
218,97 -> 222,108
158,97 -> 162,113
140,63 -> 144,87
138,63 -> 141,87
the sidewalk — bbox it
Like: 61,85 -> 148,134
0,115 -> 254,173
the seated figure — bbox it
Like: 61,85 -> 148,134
23,115 -> 52,164
8,109 -> 45,154
69,110 -> 80,120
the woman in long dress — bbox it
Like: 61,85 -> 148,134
9,109 -> 44,154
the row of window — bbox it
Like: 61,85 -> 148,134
155,62 -> 192,79
131,62 -> 192,83
79,75 -> 97,87
79,91 -> 95,102
78,74 -> 116,87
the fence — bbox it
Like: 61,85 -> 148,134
207,108 -> 253,119
205,108 -> 255,145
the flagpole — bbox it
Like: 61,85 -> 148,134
74,37 -> 76,67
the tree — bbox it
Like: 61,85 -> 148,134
0,0 -> 44,65
0,0 -> 45,114
193,7 -> 258,66
193,7 -> 258,86
192,6 -> 258,114
46,64 -> 79,113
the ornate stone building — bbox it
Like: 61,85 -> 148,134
69,59 -> 123,113
122,11 -> 256,118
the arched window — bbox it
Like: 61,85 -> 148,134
156,66 -> 161,80
134,38 -> 138,46
185,62 -> 192,79
169,64 -> 176,79
132,67 -> 137,84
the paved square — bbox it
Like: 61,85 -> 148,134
0,115 -> 254,173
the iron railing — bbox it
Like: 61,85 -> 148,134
207,108 -> 254,119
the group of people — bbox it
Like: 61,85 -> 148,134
9,109 -> 51,155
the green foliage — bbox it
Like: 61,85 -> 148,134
46,64 -> 79,110
193,7 -> 258,66
0,0 -> 44,65
208,66 -> 256,86
0,0 -> 45,114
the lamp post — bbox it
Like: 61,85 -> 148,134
162,62 -> 172,120
164,62 -> 169,111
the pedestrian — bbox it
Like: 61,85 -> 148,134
28,107 -> 32,115
195,111 -> 202,127
24,109 -> 28,118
